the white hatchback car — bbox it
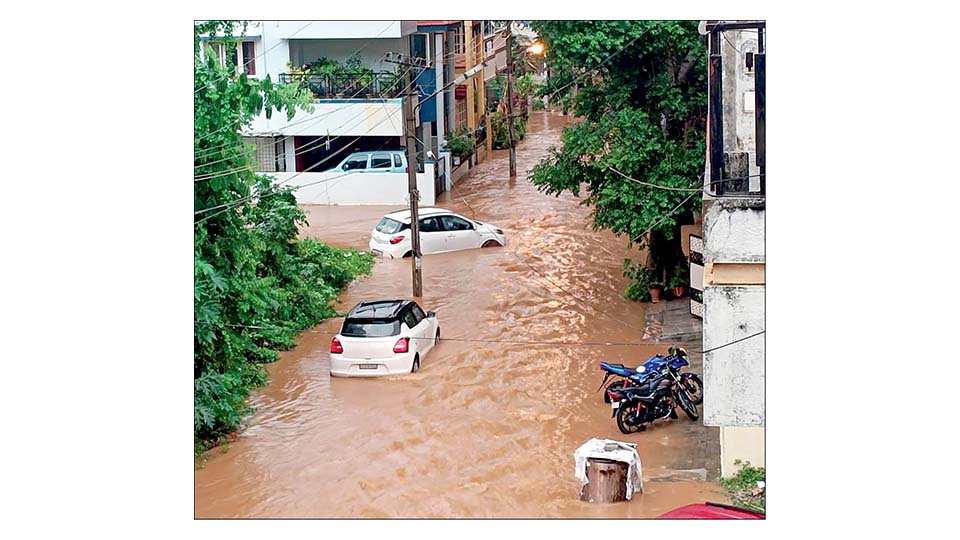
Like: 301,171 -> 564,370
368,208 -> 506,259
329,299 -> 440,377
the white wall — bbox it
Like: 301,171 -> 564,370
288,39 -> 401,72
246,99 -> 404,137
263,21 -> 409,40
702,285 -> 765,427
271,163 -> 436,206
702,199 -> 765,263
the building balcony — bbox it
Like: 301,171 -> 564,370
278,72 -> 404,100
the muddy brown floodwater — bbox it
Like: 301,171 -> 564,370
195,111 -> 723,518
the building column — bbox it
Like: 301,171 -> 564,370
464,20 -> 476,133
721,427 -> 765,477
284,136 -> 296,172
435,32 -> 446,149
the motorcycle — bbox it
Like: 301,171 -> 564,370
608,361 -> 700,433
598,347 -> 703,405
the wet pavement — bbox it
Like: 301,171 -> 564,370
194,111 -> 722,518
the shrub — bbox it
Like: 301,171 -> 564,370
445,128 -> 475,158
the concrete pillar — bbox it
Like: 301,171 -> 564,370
435,32 -> 446,149
465,20 -> 476,132
720,426 -> 765,477
284,136 -> 296,172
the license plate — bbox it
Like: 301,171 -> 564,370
611,401 -> 620,409
359,364 -> 379,370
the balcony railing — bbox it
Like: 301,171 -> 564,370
279,71 -> 405,99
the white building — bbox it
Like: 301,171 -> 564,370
201,21 -> 447,205
700,21 -> 766,478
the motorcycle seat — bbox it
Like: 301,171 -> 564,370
600,362 -> 635,377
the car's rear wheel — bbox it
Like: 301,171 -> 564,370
402,250 -> 413,258
435,329 -> 440,346
411,354 -> 420,373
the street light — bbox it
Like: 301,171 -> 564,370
526,41 -> 545,56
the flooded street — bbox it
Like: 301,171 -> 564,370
195,111 -> 722,518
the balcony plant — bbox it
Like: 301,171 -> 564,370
445,129 -> 475,160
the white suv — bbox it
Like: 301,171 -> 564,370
329,300 -> 441,377
368,208 -> 506,259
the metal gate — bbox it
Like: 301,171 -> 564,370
689,234 -> 704,319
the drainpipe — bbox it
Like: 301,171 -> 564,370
708,29 -> 724,195
754,27 -> 765,196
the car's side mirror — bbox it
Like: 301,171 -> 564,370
342,164 -> 349,171
427,311 -> 436,318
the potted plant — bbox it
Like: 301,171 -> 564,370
669,267 -> 687,299
647,269 -> 664,304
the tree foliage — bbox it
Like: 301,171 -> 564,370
194,21 -> 373,454
529,21 -> 706,295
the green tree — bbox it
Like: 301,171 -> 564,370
529,21 -> 706,295
194,21 -> 373,455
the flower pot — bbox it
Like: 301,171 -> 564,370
673,286 -> 686,298
648,287 -> 663,303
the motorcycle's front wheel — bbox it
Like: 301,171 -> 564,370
616,402 -> 645,434
682,374 -> 704,405
676,388 -> 700,421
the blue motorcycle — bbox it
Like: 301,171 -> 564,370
598,347 -> 703,405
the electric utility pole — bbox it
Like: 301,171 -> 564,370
505,21 -> 518,178
385,50 -> 433,297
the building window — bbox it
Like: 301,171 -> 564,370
246,136 -> 284,172
241,41 -> 256,75
411,34 -> 428,63
453,26 -> 465,54
455,98 -> 467,130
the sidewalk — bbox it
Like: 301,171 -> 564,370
639,298 -> 721,481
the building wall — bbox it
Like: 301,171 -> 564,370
246,99 -> 404,138
701,23 -> 766,478
270,163 -> 436,206
263,21 -> 411,40
720,427 -> 765,476
287,38 -> 402,73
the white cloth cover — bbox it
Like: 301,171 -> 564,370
573,438 -> 643,500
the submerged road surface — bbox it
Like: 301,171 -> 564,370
195,111 -> 722,518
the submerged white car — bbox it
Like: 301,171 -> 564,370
368,208 -> 506,259
329,299 -> 440,377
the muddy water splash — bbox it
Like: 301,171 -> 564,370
195,112 -> 722,518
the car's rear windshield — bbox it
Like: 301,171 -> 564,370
375,217 -> 404,235
341,318 -> 400,337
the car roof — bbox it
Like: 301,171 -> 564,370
382,207 -> 460,223
346,299 -> 412,320
345,150 -> 406,157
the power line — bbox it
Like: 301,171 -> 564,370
195,65 -> 416,177
197,323 -> 760,350
193,21 -> 316,94
631,190 -> 700,243
195,70 -> 418,185
195,21 -> 395,147
609,167 -> 704,192
695,330 -> 764,354
195,76 -> 423,221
